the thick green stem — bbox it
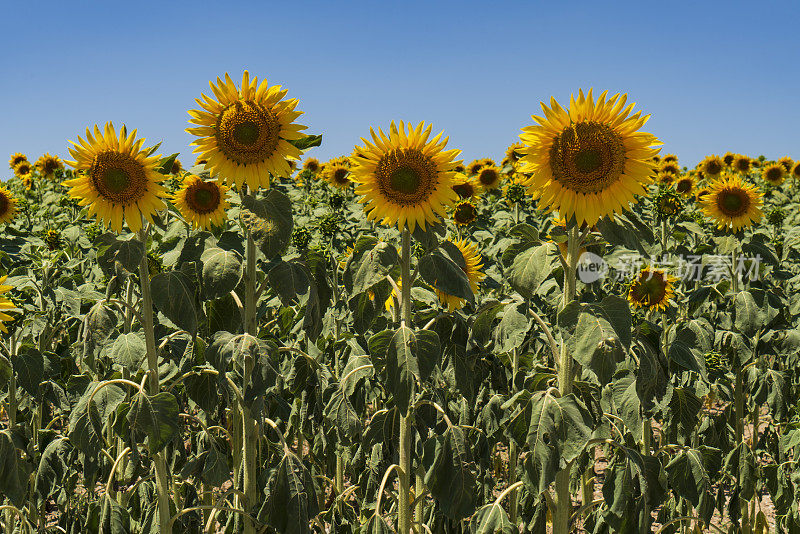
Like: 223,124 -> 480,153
735,367 -> 744,446
137,227 -> 172,534
241,232 -> 258,534
508,348 -> 520,525
398,229 -> 413,534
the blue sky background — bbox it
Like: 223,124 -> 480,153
3,0 -> 798,171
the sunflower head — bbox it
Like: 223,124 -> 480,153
13,160 -> 33,178
792,161 -> 800,180
762,163 -> 786,186
661,154 -> 678,164
186,71 -> 306,190
778,156 -> 794,173
504,179 -> 527,206
700,175 -> 762,232
674,174 -> 695,196
654,188 -> 683,219
44,229 -> 62,251
63,123 -> 167,233
627,267 -> 677,312
0,275 -> 17,334
349,121 -> 460,231
451,175 -> 479,199
292,226 -> 312,250
766,206 -> 785,227
35,153 -> 64,178
505,143 -> 524,164
303,157 -> 321,174
319,212 -> 340,238
172,175 -> 229,230
453,200 -> 478,226
519,89 -> 661,226
659,161 -> 681,176
147,251 -> 164,278
723,152 -> 736,167
732,154 -> 751,174
171,159 -> 183,175
0,187 -> 18,225
322,162 -> 351,188
477,166 -> 501,190
434,239 -> 485,311
657,171 -> 676,186
8,153 -> 27,169
700,155 -> 724,178
467,160 -> 484,175
328,191 -> 346,211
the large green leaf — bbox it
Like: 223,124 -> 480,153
127,391 -> 181,454
150,269 -> 198,335
241,191 -> 293,258
665,447 -> 720,524
425,426 -> 478,520
506,242 -> 558,299
108,332 -> 146,370
469,501 -> 515,533
201,247 -> 243,300
261,452 -> 319,534
419,242 -> 474,302
323,387 -> 362,445
34,437 -> 74,504
0,431 -> 29,507
734,289 -> 780,337
351,241 -> 399,295
385,326 -> 418,414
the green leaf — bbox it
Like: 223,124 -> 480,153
34,437 -> 73,504
415,329 -> 441,383
323,387 -> 361,445
351,241 -> 399,295
385,326 -> 418,414
156,153 -> 179,174
241,191 -> 293,259
68,382 -> 125,456
507,242 -> 558,299
108,332 -> 146,370
469,501 -> 515,533
184,368 -> 219,414
150,270 -> 198,335
734,289 -> 780,336
0,431 -> 29,507
201,247 -> 243,300
288,134 -> 322,150
97,233 -> 145,273
493,302 -> 530,353
425,426 -> 478,520
12,346 -> 44,396
668,319 -> 711,375
723,442 -> 758,501
262,452 -> 319,534
419,243 -> 474,302
665,447 -> 719,524
127,391 -> 181,454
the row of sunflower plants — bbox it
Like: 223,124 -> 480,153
0,74 -> 798,534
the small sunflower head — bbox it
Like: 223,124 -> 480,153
171,159 -> 183,175
700,155 -> 725,179
8,153 -> 27,169
147,251 -> 164,278
451,176 -> 478,199
627,267 -> 677,312
291,226 -> 312,250
328,191 -> 346,211
661,154 -> 678,164
732,154 -> 751,174
477,166 -> 501,190
792,161 -> 800,180
467,160 -> 484,175
766,206 -> 785,227
319,212 -> 340,238
85,221 -> 102,242
658,160 -> 681,176
303,158 -> 321,174
13,160 -> 34,178
778,156 -> 794,173
453,200 -> 477,226
504,181 -> 527,206
453,163 -> 466,174
654,188 -> 683,218
674,175 -> 695,196
657,171 -> 676,186
44,229 -> 62,251
505,143 -> 524,164
723,152 -> 736,167
35,154 -> 64,178
762,163 -> 786,186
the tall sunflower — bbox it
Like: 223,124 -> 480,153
322,161 -> 351,188
13,160 -> 33,178
519,89 -> 661,226
434,239 -> 485,311
0,187 -> 17,224
778,156 -> 793,173
627,267 -> 677,312
0,275 -> 16,334
63,123 -> 167,233
172,175 -> 230,229
477,166 -> 502,190
303,157 -> 321,174
659,160 -> 681,176
792,161 -> 800,180
8,153 -> 27,169
732,154 -> 751,174
673,174 -> 695,197
503,142 -> 524,165
349,121 -> 460,231
700,175 -> 762,231
723,152 -> 736,167
699,155 -> 724,179
451,174 -> 480,199
761,163 -> 786,186
35,153 -> 64,178
186,71 -> 306,190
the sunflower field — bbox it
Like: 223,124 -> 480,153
1,74 -> 799,534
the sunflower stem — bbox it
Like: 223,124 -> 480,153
241,230 -> 258,534
398,228 -> 413,534
508,348 -> 519,526
137,226 -> 172,534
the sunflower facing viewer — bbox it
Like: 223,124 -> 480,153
699,175 -> 762,231
349,121 -> 460,231
0,187 -> 17,225
172,175 -> 230,230
519,89 -> 661,226
627,267 -> 677,312
63,123 -> 167,233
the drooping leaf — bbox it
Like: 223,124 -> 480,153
201,247 -> 243,300
425,426 -> 478,520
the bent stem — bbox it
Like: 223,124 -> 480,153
398,228 -> 413,534
552,224 -> 581,534
137,226 -> 172,534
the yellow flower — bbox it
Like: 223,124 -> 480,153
661,154 -> 678,164
452,200 -> 477,225
63,122 -> 167,233
0,275 -> 17,333
322,161 -> 351,188
519,89 -> 661,226
792,161 -> 800,180
171,159 -> 183,175
699,155 -> 725,179
350,121 -> 460,231
627,268 -> 677,312
0,186 -> 17,225
186,71 -> 306,190
673,174 -> 695,197
13,160 -> 33,178
700,175 -> 762,231
732,154 -> 751,175
172,175 -> 230,230
303,157 -> 321,174
35,153 -> 64,178
451,174 -> 480,199
723,152 -> 736,167
503,143 -> 524,165
476,166 -> 502,190
434,239 -> 485,311
761,163 -> 786,186
8,153 -> 27,169
467,160 -> 485,175
659,160 -> 681,176
777,156 -> 793,173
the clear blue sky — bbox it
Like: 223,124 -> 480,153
3,0 -> 798,170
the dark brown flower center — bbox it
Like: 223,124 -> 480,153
216,100 -> 280,165
549,121 -> 626,194
90,151 -> 148,205
186,181 -> 222,214
375,148 -> 438,206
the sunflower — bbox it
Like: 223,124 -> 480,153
674,174 -> 695,196
467,160 -> 484,175
661,154 -> 678,164
349,121 -> 460,231
792,161 -> 800,180
723,152 -> 736,167
519,89 -> 661,226
322,161 -> 351,188
63,122 -> 167,233
657,171 -> 676,186
172,175 -> 229,229
303,157 -> 321,174
453,200 -> 477,225
0,187 -> 17,224
627,267 -> 677,312
700,175 -> 762,231
453,163 -> 466,174
477,166 -> 502,190
695,186 -> 711,203
659,160 -> 681,176
0,275 -> 17,334
504,176 -> 528,206
171,159 -> 183,175
451,174 -> 480,199
699,155 -> 724,179
778,156 -> 793,173
13,160 -> 33,178
186,71 -> 306,190
8,153 -> 27,169
195,155 -> 208,166
434,239 -> 485,311
732,154 -> 751,174
504,143 -> 524,165
761,163 -> 786,186
35,153 -> 64,178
